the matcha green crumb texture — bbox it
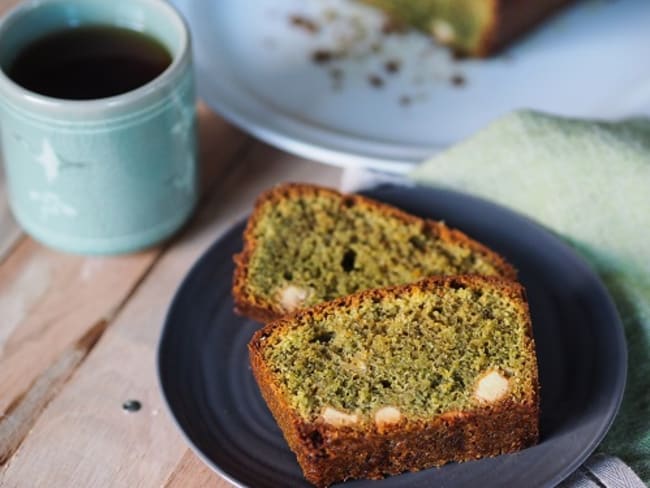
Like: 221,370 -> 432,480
361,0 -> 492,54
246,191 -> 503,311
260,280 -> 537,422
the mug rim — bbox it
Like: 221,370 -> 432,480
0,0 -> 191,115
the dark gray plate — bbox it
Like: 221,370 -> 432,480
157,185 -> 627,488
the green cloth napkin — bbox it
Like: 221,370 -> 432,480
410,110 -> 650,483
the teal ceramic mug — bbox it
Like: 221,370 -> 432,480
0,0 -> 197,254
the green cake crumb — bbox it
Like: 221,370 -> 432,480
246,193 -> 502,309
261,283 -> 536,421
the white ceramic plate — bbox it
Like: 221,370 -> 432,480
172,0 -> 650,173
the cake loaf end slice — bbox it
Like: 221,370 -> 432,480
360,0 -> 575,57
249,275 -> 539,487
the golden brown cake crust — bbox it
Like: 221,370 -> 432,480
249,275 -> 540,487
233,183 -> 517,323
476,0 -> 575,57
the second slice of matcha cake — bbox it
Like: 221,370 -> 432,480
233,183 -> 516,322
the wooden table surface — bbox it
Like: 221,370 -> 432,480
0,2 -> 343,482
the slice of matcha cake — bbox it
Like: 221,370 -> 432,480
361,0 -> 574,57
249,275 -> 539,487
233,183 -> 515,322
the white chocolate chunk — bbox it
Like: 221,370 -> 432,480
475,370 -> 509,403
322,407 -> 359,427
278,285 -> 309,312
430,19 -> 456,43
374,406 -> 401,428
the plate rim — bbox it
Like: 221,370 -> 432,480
157,184 -> 628,488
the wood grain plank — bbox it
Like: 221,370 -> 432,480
0,144 -> 341,487
164,450 -> 230,488
0,241 -> 159,415
0,320 -> 107,464
0,0 -> 21,15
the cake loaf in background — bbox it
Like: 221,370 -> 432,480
360,0 -> 575,57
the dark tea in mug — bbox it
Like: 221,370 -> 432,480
7,26 -> 172,100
